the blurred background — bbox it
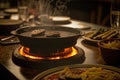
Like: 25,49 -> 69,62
0,0 -> 111,26
68,0 -> 111,27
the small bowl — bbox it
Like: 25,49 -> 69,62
97,38 -> 120,65
0,19 -> 22,35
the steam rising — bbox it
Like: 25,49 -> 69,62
19,0 -> 71,25
52,0 -> 71,16
28,0 -> 70,16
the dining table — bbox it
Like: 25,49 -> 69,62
0,18 -> 119,80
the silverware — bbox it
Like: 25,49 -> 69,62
0,35 -> 19,45
0,35 -> 15,41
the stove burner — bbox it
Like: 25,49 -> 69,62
12,46 -> 85,69
19,47 -> 78,60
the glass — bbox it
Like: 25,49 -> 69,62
18,0 -> 29,22
28,0 -> 40,25
38,0 -> 53,25
28,0 -> 52,26
110,0 -> 120,33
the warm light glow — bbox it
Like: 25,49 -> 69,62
51,16 -> 70,21
19,47 -> 78,60
10,14 -> 19,20
19,47 -> 43,59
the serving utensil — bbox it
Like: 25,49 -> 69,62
0,35 -> 19,45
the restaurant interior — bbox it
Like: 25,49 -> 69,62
1,0 -> 111,26
0,0 -> 120,80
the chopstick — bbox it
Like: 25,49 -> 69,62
0,35 -> 15,41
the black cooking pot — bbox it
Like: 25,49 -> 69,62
11,26 -> 81,51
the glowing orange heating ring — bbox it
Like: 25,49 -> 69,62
19,47 -> 78,60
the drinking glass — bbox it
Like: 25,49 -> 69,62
18,0 -> 29,22
110,0 -> 120,33
28,0 -> 52,26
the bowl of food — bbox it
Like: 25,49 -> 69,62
98,38 -> 120,65
33,64 -> 120,80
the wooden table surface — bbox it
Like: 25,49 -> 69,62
0,20 -> 118,80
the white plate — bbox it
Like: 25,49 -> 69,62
33,64 -> 120,80
4,8 -> 18,14
50,16 -> 71,24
